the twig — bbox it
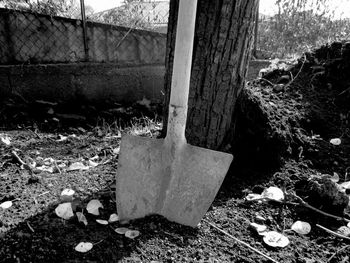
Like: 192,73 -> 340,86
27,222 -> 35,233
316,224 -> 350,241
203,219 -> 279,263
284,53 -> 306,89
11,150 -> 33,174
327,244 -> 350,262
292,194 -> 350,223
259,78 -> 275,86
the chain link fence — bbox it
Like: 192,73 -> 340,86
0,0 -> 169,65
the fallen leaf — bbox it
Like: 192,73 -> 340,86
96,219 -> 108,225
76,212 -> 88,226
263,231 -> 289,248
261,186 -> 284,202
0,201 -> 13,209
35,165 -> 54,173
55,202 -> 74,220
291,221 -> 311,235
61,189 -> 75,201
74,242 -> 93,253
330,138 -> 341,146
245,193 -> 262,201
86,199 -> 103,215
108,213 -> 119,223
125,230 -> 140,239
67,162 -> 89,172
115,227 -> 130,235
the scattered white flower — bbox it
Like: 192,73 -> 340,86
115,227 -> 130,235
291,221 -> 311,235
245,193 -> 262,201
96,219 -> 108,225
86,199 -> 103,216
108,213 -> 119,223
60,189 -> 75,201
263,231 -> 290,248
0,201 -> 13,209
330,138 -> 341,146
76,212 -> 88,226
125,230 -> 140,239
261,186 -> 284,202
74,242 -> 93,253
55,202 -> 74,220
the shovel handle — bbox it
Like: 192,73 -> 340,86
166,0 -> 198,145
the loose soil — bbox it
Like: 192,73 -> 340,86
0,42 -> 350,263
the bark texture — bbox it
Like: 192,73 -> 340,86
163,0 -> 258,150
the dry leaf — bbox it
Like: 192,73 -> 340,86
261,187 -> 284,202
263,231 -> 290,248
76,212 -> 88,226
86,199 -> 103,215
74,242 -> 93,253
330,138 -> 341,145
55,202 -> 74,220
331,172 -> 340,183
108,213 -> 119,223
291,221 -> 311,235
0,201 -> 13,209
115,227 -> 130,235
96,219 -> 108,225
125,230 -> 140,239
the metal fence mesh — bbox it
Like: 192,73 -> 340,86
0,0 -> 169,65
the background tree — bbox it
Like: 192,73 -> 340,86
163,0 -> 259,151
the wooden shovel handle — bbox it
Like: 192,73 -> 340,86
166,0 -> 198,144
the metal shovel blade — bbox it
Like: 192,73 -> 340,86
116,134 -> 233,227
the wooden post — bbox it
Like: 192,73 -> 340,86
80,0 -> 89,61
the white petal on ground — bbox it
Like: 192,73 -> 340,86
330,138 -> 341,145
263,231 -> 290,248
249,222 -> 267,233
291,221 -> 311,235
74,242 -> 93,253
108,213 -> 119,223
115,227 -> 130,235
261,186 -> 285,201
96,219 -> 108,225
0,135 -> 11,146
55,202 -> 74,220
67,162 -> 90,172
125,230 -> 140,239
86,199 -> 103,216
245,193 -> 262,201
0,201 -> 13,209
76,212 -> 88,226
61,189 -> 75,201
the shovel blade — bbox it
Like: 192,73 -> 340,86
116,135 -> 233,227
160,144 -> 233,227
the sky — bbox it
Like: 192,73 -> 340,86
84,0 -> 350,18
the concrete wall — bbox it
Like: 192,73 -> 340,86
0,8 -> 166,64
0,63 -> 165,105
0,60 -> 269,106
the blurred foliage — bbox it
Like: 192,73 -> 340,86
257,0 -> 350,58
1,0 -> 94,18
93,0 -> 153,29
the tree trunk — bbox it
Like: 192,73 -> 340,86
163,0 -> 258,151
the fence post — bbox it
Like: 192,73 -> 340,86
80,0 -> 89,61
253,0 -> 259,58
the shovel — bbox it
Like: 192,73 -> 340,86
115,0 -> 233,227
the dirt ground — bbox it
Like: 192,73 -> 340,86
1,42 -> 350,263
